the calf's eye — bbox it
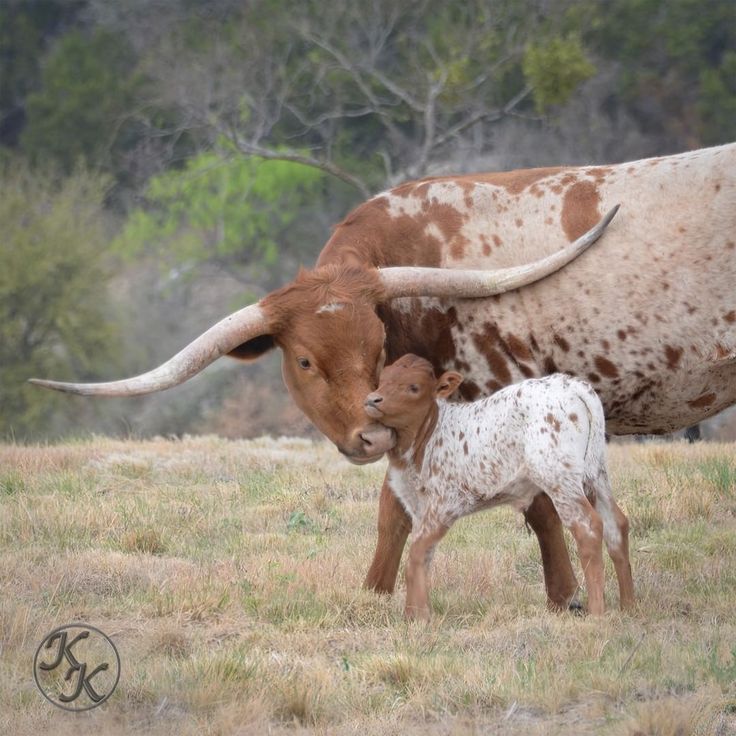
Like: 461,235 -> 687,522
409,384 -> 419,394
297,357 -> 311,370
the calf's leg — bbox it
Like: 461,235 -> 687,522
363,474 -> 412,594
524,493 -> 580,610
607,501 -> 635,610
564,497 -> 606,615
592,476 -> 635,610
405,522 -> 450,621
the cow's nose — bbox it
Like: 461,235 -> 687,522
358,423 -> 393,451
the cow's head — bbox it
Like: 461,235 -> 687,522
29,207 -> 618,464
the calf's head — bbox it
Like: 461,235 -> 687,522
364,354 -> 463,431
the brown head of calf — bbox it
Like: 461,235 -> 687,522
364,354 -> 463,453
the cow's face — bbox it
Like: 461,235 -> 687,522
278,302 -> 392,462
243,266 -> 396,463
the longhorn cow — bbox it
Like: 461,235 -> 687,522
32,142 -> 736,610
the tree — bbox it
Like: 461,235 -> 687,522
0,0 -> 86,149
574,0 -> 736,146
0,164 -> 118,439
21,29 -> 143,175
96,0 -> 597,195
116,150 -> 328,289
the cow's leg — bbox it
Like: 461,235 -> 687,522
405,522 -> 450,621
363,474 -> 412,594
524,493 -> 580,610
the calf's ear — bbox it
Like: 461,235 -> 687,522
435,371 -> 463,399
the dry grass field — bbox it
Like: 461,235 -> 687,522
2,436 -> 736,735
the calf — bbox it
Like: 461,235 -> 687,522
364,354 -> 634,620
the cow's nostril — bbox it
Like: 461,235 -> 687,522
359,432 -> 375,447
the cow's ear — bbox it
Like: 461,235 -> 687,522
435,371 -> 463,399
228,334 -> 276,361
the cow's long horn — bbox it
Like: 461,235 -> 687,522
28,303 -> 270,396
378,205 -> 619,299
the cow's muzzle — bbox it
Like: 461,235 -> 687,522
339,423 -> 395,464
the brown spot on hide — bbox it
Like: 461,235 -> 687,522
569,413 -> 578,424
715,183 -> 721,192
472,323 -> 512,384
594,356 -> 619,378
688,393 -> 716,409
617,330 -> 627,341
587,372 -> 601,383
601,339 -> 610,351
323,195 -> 442,268
545,413 -> 561,432
450,232 -> 471,259
664,345 -> 683,370
463,441 -> 469,455
529,334 -> 540,352
486,379 -> 503,392
585,166 -> 613,182
507,334 -> 533,362
543,356 -> 559,374
561,180 -> 601,242
724,311 -> 736,324
553,334 -> 570,352
459,381 -> 480,401
515,218 -> 523,228
474,166 -> 565,195
378,301 -> 457,374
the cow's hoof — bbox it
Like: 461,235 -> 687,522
568,599 -> 585,615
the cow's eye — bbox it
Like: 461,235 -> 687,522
409,384 -> 419,394
297,357 -> 311,370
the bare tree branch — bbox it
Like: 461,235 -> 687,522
219,121 -> 372,197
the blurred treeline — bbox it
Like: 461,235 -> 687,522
1,0 -> 735,441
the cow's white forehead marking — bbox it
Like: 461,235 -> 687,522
316,302 -> 347,314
